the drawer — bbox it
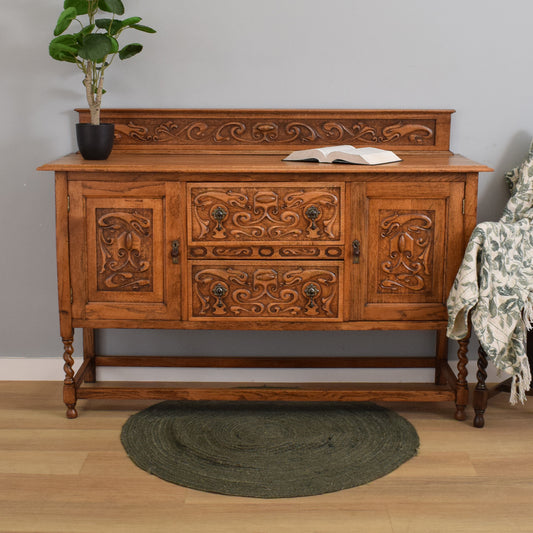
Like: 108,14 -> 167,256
189,260 -> 343,321
188,183 -> 344,243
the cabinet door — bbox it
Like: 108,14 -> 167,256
350,182 -> 464,321
69,181 -> 183,321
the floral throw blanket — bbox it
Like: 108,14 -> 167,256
447,142 -> 533,404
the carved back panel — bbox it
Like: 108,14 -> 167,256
77,109 -> 454,154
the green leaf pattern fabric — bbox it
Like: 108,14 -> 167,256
447,142 -> 533,404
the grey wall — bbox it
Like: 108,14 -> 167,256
2,0 -> 532,375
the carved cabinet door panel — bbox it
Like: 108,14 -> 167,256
68,180 -> 183,321
349,181 -> 464,321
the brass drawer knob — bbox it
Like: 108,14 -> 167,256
305,205 -> 321,230
212,283 -> 228,312
212,206 -> 228,227
303,283 -> 320,308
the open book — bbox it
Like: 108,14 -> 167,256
283,145 -> 402,165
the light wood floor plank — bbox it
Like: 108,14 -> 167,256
1,381 -> 533,532
0,451 -> 87,475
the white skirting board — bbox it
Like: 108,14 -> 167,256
0,356 -> 503,383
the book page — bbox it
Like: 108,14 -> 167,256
352,147 -> 390,156
284,145 -> 356,162
329,147 -> 401,165
318,145 -> 356,157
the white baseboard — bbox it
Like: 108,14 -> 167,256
0,356 -> 503,383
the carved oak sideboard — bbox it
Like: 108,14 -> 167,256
38,109 -> 492,421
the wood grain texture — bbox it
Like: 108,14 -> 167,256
38,152 -> 492,173
351,182 -> 465,322
54,172 -> 72,340
188,182 -> 343,243
82,328 -> 96,383
68,180 -> 182,322
37,109 -> 494,421
75,381 -> 456,402
2,381 -> 533,533
93,355 -> 437,368
189,260 -> 343,321
75,108 -> 455,153
71,318 -> 448,330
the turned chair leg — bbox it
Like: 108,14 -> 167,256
455,335 -> 470,421
473,345 -> 489,428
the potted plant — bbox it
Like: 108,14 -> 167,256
49,0 -> 155,159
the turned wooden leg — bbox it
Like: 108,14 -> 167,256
83,328 -> 96,383
455,334 -> 470,421
62,336 -> 78,419
473,345 -> 489,428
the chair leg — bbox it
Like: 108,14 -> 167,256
455,335 -> 469,421
473,345 -> 489,428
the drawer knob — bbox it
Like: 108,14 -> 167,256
303,283 -> 320,315
303,283 -> 320,306
305,205 -> 321,230
212,206 -> 228,225
212,283 -> 228,313
211,206 -> 228,238
212,283 -> 228,298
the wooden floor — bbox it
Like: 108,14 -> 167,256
1,382 -> 533,533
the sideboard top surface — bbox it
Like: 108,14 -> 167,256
38,152 -> 492,174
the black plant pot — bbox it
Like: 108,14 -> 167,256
76,123 -> 115,160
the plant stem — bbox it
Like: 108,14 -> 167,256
95,70 -> 105,124
83,60 -> 100,125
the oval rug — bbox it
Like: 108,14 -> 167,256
120,401 -> 419,498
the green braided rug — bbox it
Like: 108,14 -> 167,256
120,401 -> 419,498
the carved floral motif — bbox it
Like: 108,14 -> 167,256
117,120 -> 210,142
378,211 -> 434,292
96,208 -> 153,291
113,118 -> 436,146
191,265 -> 339,318
190,187 -> 341,241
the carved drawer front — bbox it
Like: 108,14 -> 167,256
188,183 -> 344,245
68,181 -> 182,321
189,261 -> 343,321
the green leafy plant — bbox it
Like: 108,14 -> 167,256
49,0 -> 156,125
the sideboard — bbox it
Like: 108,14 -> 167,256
38,109 -> 492,421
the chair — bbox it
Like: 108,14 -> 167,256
447,141 -> 533,427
